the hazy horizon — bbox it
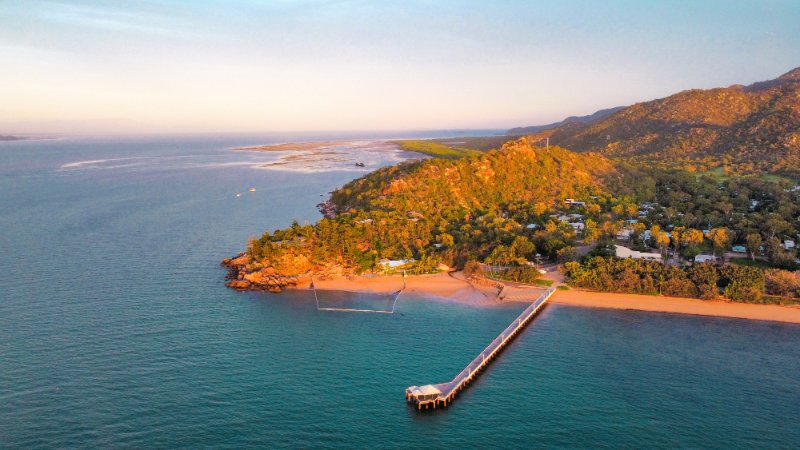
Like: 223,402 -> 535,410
2,0 -> 799,135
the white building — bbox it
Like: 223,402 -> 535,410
695,254 -> 718,264
615,245 -> 661,261
379,258 -> 415,268
616,228 -> 634,241
785,240 -> 796,250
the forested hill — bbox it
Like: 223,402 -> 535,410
525,67 -> 800,177
330,137 -> 620,219
227,138 -> 624,283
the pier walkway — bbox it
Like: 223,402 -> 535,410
406,287 -> 556,410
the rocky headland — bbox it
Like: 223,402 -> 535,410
221,252 -> 352,292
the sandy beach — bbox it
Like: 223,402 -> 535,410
551,290 -> 800,324
312,272 -> 800,323
312,272 -> 502,305
231,139 -> 422,172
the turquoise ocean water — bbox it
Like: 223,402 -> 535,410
1,135 -> 799,448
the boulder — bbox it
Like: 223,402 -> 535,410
226,280 -> 251,289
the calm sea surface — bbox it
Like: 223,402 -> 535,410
2,135 -> 799,448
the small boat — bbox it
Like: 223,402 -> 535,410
355,162 -> 366,167
249,188 -> 256,192
236,193 -> 241,197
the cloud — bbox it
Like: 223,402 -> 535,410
24,0 -> 202,40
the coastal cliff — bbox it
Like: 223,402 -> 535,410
221,252 -> 352,292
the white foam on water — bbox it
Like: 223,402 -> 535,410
59,157 -> 153,170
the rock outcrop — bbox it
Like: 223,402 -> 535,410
221,252 -> 351,293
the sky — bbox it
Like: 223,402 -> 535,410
1,0 -> 799,135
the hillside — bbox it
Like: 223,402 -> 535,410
508,106 -> 624,135
331,137 -> 618,218
391,135 -> 519,159
224,138 -> 622,288
526,67 -> 800,177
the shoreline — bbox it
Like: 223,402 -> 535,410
230,139 -> 425,171
311,272 -> 504,306
306,273 -> 800,323
551,290 -> 800,324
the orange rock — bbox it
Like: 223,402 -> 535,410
226,280 -> 251,289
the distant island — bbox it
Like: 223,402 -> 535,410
0,135 -> 27,141
224,67 -> 800,316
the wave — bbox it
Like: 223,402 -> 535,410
59,157 -> 152,170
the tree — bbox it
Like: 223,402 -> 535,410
511,235 -> 535,261
463,260 -> 484,278
625,203 -> 638,219
745,233 -> 762,262
655,231 -> 670,258
671,226 -> 685,255
556,246 -> 579,264
632,222 -> 646,236
649,224 -> 662,247
682,228 -> 704,247
487,245 -> 517,266
688,263 -> 720,300
764,269 -> 800,298
584,219 -> 600,242
708,228 -> 731,258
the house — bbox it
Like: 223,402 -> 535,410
616,228 -> 633,241
568,222 -> 585,232
785,240 -> 796,250
626,219 -> 638,224
615,245 -> 662,261
564,198 -> 586,207
702,229 -> 711,237
731,245 -> 747,253
526,223 -> 539,230
379,258 -> 415,269
695,254 -> 717,264
750,200 -> 760,210
356,218 -> 373,225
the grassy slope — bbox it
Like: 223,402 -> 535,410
391,139 -> 483,159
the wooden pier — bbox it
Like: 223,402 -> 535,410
406,287 -> 555,410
